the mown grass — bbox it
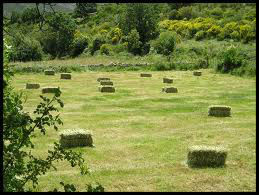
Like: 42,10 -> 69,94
12,69 -> 255,192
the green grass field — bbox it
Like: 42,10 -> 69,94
12,69 -> 256,192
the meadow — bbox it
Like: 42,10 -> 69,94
12,68 -> 256,192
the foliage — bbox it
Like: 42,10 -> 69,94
216,45 -> 243,73
151,31 -> 176,57
89,34 -> 106,55
70,32 -> 89,58
8,33 -> 43,62
21,7 -> 40,24
100,44 -> 111,55
39,12 -> 76,58
126,29 -> 141,55
74,3 -> 97,18
119,3 -> 159,55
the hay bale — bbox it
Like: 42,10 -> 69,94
163,78 -> 173,84
44,70 -> 55,75
100,81 -> 113,86
60,73 -> 72,80
162,87 -> 178,93
140,73 -> 152,77
99,86 -> 115,93
59,129 -> 93,148
97,77 -> 110,82
193,71 -> 202,76
187,145 -> 228,168
26,83 -> 40,89
208,105 -> 231,117
42,87 -> 60,94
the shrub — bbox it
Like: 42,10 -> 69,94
89,34 -> 106,55
195,30 -> 206,41
152,31 -> 177,57
100,44 -> 111,55
127,29 -> 141,55
9,34 -> 43,62
70,36 -> 89,58
230,31 -> 241,41
216,45 -> 243,73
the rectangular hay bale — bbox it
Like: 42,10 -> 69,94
140,73 -> 152,77
44,70 -> 55,75
59,129 -> 93,148
163,78 -> 173,83
42,87 -> 60,94
60,73 -> 72,79
97,77 -> 110,82
162,87 -> 178,93
208,105 -> 231,117
99,86 -> 115,93
26,83 -> 40,89
193,71 -> 202,76
100,81 -> 113,86
187,145 -> 228,168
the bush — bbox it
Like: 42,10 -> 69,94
195,30 -> 206,41
70,36 -> 89,58
100,44 -> 111,55
9,33 -> 43,62
152,31 -> 177,57
127,29 -> 141,55
89,34 -> 106,55
216,45 -> 243,73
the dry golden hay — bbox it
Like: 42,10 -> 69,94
187,145 -> 228,168
98,86 -> 115,93
100,81 -> 113,86
44,70 -> 55,75
162,87 -> 178,93
163,78 -> 173,83
60,73 -> 72,79
42,87 -> 60,94
193,71 -> 202,76
140,73 -> 152,77
97,77 -> 110,82
208,105 -> 231,117
26,83 -> 40,89
59,129 -> 93,148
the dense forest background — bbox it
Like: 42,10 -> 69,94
3,3 -> 256,76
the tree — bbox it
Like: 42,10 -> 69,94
152,31 -> 177,60
74,3 -> 97,18
39,12 -> 76,58
119,3 -> 159,55
21,7 -> 41,24
3,38 -> 103,192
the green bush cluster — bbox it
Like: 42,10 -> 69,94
159,17 -> 255,43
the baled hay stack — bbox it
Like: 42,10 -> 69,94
59,129 -> 93,148
60,73 -> 72,79
42,87 -> 60,94
26,83 -> 40,89
163,78 -> 173,83
44,70 -> 55,75
140,73 -> 152,77
208,105 -> 231,117
97,77 -> 110,82
100,81 -> 113,86
162,87 -> 178,93
187,145 -> 227,168
98,86 -> 115,93
193,71 -> 202,76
